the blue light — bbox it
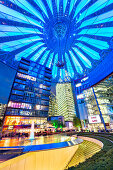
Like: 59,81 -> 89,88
52,54 -> 58,78
34,0 -> 49,18
0,0 -> 113,80
77,43 -> 100,60
1,42 -> 29,52
69,0 -> 77,15
60,68 -> 66,80
65,53 -> 74,78
77,37 -> 109,49
0,37 -> 43,52
0,25 -> 42,34
69,51 -> 83,74
95,10 -> 113,22
0,4 -> 43,28
77,0 -> 108,23
56,0 -> 60,13
46,52 -> 54,68
15,42 -> 44,60
79,27 -> 113,37
72,47 -> 92,68
9,0 -> 45,23
79,10 -> 113,28
46,0 -> 53,14
63,0 -> 68,13
73,0 -> 90,18
39,50 -> 50,65
0,31 -> 34,37
31,47 -> 47,61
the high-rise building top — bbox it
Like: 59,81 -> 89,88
56,82 -> 76,121
48,92 -> 58,116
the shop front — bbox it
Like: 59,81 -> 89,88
88,123 -> 105,132
3,116 -> 47,134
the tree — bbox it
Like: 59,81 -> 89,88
51,120 -> 64,131
73,116 -> 81,129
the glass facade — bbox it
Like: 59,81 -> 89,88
0,103 -> 6,120
76,74 -> 113,131
48,92 -> 58,117
56,82 -> 76,121
3,58 -> 51,130
93,75 -> 113,130
83,87 -> 105,131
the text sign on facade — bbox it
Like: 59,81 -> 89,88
88,115 -> 101,124
17,73 -> 36,81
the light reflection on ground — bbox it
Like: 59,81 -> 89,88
0,135 -> 69,147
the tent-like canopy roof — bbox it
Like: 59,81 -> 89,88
0,0 -> 113,80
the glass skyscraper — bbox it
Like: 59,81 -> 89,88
48,92 -> 58,117
75,74 -> 113,131
3,58 -> 51,132
56,82 -> 76,121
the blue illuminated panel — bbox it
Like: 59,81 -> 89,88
0,0 -> 113,80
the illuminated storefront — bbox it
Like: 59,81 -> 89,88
3,116 -> 47,133
4,116 -> 47,126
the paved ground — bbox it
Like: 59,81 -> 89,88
0,149 -> 23,163
0,135 -> 69,147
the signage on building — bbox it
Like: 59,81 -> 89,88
88,115 -> 101,124
77,93 -> 84,99
20,110 -> 32,116
105,123 -> 109,126
8,125 -> 13,130
36,105 -> 48,111
76,83 -> 82,87
81,76 -> 88,82
50,116 -> 64,122
17,73 -> 36,81
36,105 -> 41,110
8,101 -> 32,109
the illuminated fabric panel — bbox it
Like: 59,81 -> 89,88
0,0 -> 113,80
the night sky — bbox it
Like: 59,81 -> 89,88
0,62 -> 16,104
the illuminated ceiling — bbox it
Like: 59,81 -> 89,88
0,0 -> 113,80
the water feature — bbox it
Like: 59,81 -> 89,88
29,120 -> 35,141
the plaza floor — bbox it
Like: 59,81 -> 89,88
0,134 -> 69,147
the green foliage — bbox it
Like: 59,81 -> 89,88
73,116 -> 81,128
51,120 -> 64,130
69,133 -> 113,170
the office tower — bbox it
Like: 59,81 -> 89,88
56,82 -> 76,121
3,58 -> 51,132
48,92 -> 58,116
83,74 -> 113,131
